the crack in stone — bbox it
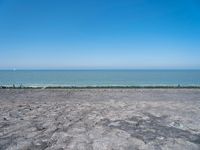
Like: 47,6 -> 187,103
103,113 -> 200,145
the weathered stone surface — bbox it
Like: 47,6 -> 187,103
0,89 -> 200,150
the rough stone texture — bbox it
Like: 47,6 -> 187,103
0,89 -> 200,150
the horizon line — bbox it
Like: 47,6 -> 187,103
0,68 -> 200,71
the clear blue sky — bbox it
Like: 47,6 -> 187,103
0,0 -> 200,69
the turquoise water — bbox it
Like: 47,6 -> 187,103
0,70 -> 200,87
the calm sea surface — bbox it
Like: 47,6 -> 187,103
0,70 -> 200,87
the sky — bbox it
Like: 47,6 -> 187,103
0,0 -> 200,69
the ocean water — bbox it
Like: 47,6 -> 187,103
0,70 -> 200,87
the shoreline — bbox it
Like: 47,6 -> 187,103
1,85 -> 200,89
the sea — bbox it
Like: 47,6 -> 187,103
0,70 -> 200,87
